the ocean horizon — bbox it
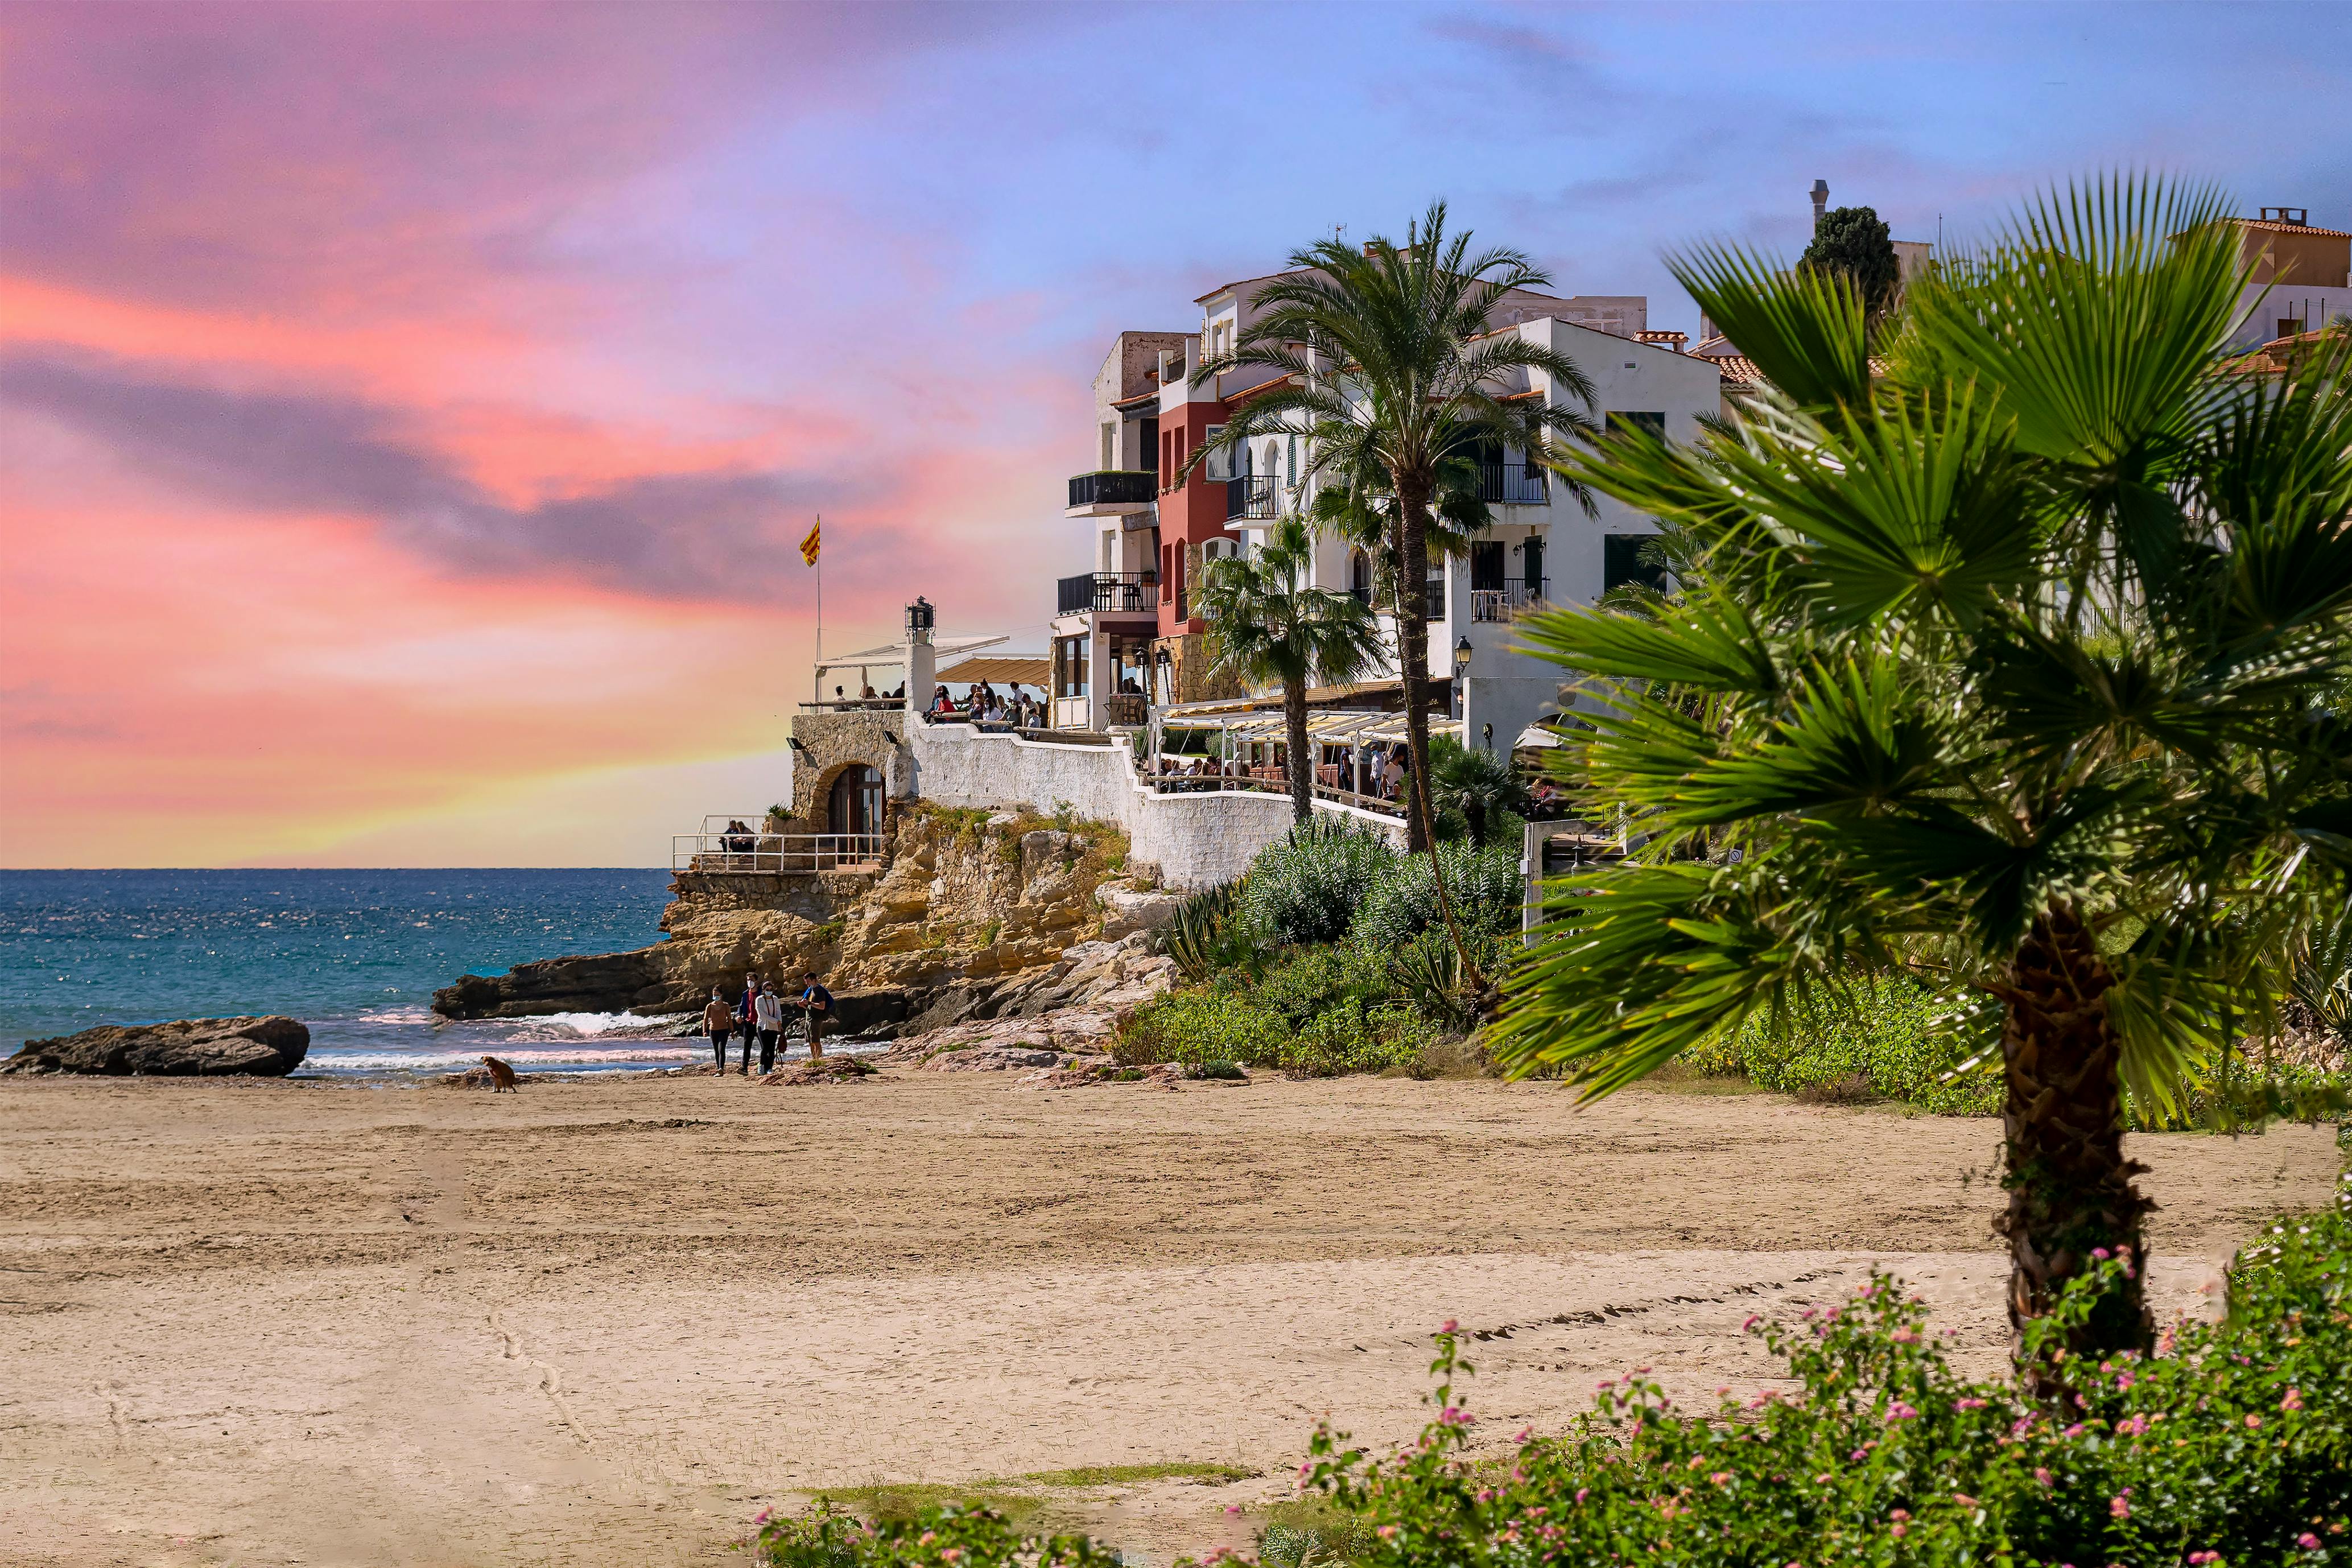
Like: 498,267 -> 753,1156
0,868 -> 721,1079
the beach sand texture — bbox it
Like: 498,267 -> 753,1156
1,1071 -> 2338,1567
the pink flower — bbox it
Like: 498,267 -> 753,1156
2189,1553 -> 2220,1564
1512,1426 -> 1532,1443
919,1533 -> 938,1546
2246,1414 -> 2264,1429
2300,1533 -> 2324,1550
942,1550 -> 963,1563
1891,1510 -> 1911,1521
1892,1328 -> 1918,1344
1743,1314 -> 1761,1331
1574,1489 -> 1588,1504
2281,1388 -> 2304,1412
2063,1423 -> 2087,1438
2092,1247 -> 2110,1260
1439,1319 -> 1458,1334
1709,1473 -> 1731,1487
2035,1468 -> 2053,1487
1886,1402 -> 1920,1422
1952,1494 -> 1976,1508
1955,1397 -> 1988,1410
2108,1491 -> 2130,1521
1890,1524 -> 1907,1539
1376,1526 -> 1397,1541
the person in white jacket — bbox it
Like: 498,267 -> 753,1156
753,982 -> 785,1075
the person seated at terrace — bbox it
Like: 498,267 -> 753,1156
1119,676 -> 1141,695
929,684 -> 954,718
860,683 -> 877,701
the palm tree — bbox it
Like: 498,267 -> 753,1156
1493,178 -> 2352,1389
1429,734 -> 1531,848
1196,515 -> 1386,823
1188,201 -> 1599,856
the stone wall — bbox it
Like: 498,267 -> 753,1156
784,709 -> 912,825
906,721 -> 1406,890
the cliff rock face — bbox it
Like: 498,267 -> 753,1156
5,1016 -> 310,1076
432,807 -> 1177,1024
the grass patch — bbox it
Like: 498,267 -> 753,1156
1637,1060 -> 1771,1096
809,1485 -> 1042,1529
1014,1461 -> 1253,1487
1255,1495 -> 1376,1568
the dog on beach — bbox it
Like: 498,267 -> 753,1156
480,1054 -> 519,1092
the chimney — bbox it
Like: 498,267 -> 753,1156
1811,179 -> 1830,229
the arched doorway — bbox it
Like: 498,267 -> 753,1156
827,764 -> 883,837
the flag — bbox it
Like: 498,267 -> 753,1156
799,516 -> 822,567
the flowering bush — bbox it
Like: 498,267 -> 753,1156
752,1173 -> 2350,1568
1301,1173 -> 2350,1567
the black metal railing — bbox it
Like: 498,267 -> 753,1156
1226,474 -> 1279,521
1057,571 -> 1159,616
1068,471 -> 1158,510
1470,578 -> 1549,622
1476,461 -> 1550,506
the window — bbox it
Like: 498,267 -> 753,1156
1286,434 -> 1298,488
1606,411 -> 1667,440
1204,424 -> 1232,481
1053,635 -> 1091,699
1470,540 -> 1507,592
1140,417 -> 1158,473
827,765 -> 884,836
1604,533 -> 1668,595
1100,422 -> 1116,469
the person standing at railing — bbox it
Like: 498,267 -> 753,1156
754,982 -> 784,1075
702,989 -> 733,1072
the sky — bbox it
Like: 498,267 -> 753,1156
2,1 -> 2347,868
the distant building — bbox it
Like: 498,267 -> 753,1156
1053,257 -> 1719,753
2204,207 -> 2351,350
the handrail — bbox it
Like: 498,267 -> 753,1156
1469,579 -> 1549,623
1141,768 -> 1406,819
672,831 -> 888,874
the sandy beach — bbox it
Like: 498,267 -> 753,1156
0,1068 -> 2338,1568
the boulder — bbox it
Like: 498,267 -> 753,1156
761,1055 -> 877,1086
1097,885 -> 1186,941
4,1016 -> 310,1077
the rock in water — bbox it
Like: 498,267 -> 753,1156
4,1016 -> 310,1077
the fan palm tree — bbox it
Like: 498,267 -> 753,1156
1186,201 -> 1599,855
1493,177 -> 2352,1389
1197,515 -> 1387,823
1430,734 -> 1532,848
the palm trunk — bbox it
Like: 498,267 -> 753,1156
1393,480 -> 1436,856
1393,477 -> 1489,995
1998,901 -> 2153,1397
1284,678 -> 1313,824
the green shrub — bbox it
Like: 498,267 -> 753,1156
1240,820 -> 1397,946
754,1175 -> 2352,1568
1683,976 -> 2002,1115
1117,991 -> 1291,1068
1352,840 -> 1522,952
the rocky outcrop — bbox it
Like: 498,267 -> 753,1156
873,933 -> 1179,1072
4,1016 -> 310,1077
434,905 -> 835,1020
432,806 -> 1179,1025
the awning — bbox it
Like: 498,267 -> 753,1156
814,633 -> 1007,678
936,655 -> 1050,687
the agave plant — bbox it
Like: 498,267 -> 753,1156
1497,176 -> 2352,1385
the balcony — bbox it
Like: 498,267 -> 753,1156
1476,460 -> 1550,506
1057,570 -> 1159,616
1066,470 -> 1158,517
1470,578 -> 1549,623
1226,475 -> 1279,521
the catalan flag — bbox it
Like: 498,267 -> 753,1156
799,517 -> 822,566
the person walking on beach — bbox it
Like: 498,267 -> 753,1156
796,969 -> 833,1060
736,973 -> 761,1076
754,981 -> 783,1075
701,988 -> 733,1072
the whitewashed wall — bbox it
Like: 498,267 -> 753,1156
908,722 -> 1406,889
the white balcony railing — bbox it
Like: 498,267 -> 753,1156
672,831 -> 887,874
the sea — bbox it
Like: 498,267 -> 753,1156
0,869 -> 726,1081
